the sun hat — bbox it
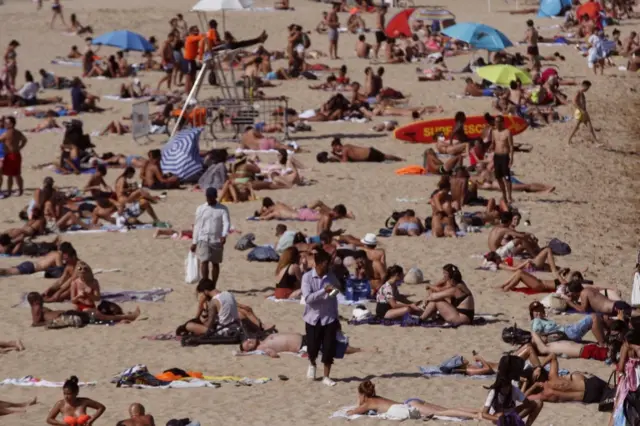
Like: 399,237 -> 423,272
360,233 -> 378,246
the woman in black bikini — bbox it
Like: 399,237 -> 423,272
436,111 -> 469,155
419,264 -> 475,325
273,247 -> 302,299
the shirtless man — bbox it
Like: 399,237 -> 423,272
330,137 -> 402,162
116,403 -> 155,426
157,33 -> 176,90
490,115 -> 514,204
392,209 -> 424,236
463,78 -> 488,97
240,127 -> 294,152
317,203 -> 349,236
336,233 -> 386,291
239,332 -> 372,357
0,116 -> 27,197
28,292 -> 140,326
83,165 -> 113,199
327,3 -> 340,60
567,80 -> 598,145
373,6 -> 387,60
527,354 -> 610,405
0,247 -> 63,276
523,20 -> 541,70
142,149 -> 180,190
562,280 -> 635,319
621,31 -> 639,57
41,242 -> 80,302
488,211 -> 540,257
356,35 -> 372,59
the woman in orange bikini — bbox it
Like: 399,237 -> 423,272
70,262 -> 100,312
46,376 -> 105,426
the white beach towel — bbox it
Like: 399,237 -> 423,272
102,95 -> 151,102
330,406 -> 469,421
1,376 -> 97,388
232,349 -> 306,357
235,147 -> 296,156
118,379 -> 222,389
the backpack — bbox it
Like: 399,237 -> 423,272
497,411 -> 525,426
247,246 -> 280,262
302,33 -> 311,49
501,325 -> 532,345
548,238 -> 571,256
234,233 -> 256,251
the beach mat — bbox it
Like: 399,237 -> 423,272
419,366 -> 493,380
1,376 -> 97,388
247,216 -> 318,222
347,313 -> 498,328
512,287 -> 554,295
330,406 -> 469,422
232,349 -> 306,358
14,288 -> 172,308
141,333 -> 181,341
419,363 -> 570,380
267,295 -> 367,306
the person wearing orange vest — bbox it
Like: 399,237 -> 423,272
184,26 -> 204,93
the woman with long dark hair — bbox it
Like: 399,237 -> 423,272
419,264 -> 475,325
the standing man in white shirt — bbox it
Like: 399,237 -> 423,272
191,187 -> 230,288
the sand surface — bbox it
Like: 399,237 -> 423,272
1,0 -> 639,424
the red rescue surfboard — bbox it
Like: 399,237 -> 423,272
393,115 -> 528,143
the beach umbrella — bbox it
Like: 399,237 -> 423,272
576,1 -> 602,21
385,7 -> 456,38
442,22 -> 513,52
161,128 -> 204,182
476,64 -> 532,86
191,0 -> 253,32
92,30 -> 154,52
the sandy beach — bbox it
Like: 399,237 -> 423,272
1,0 -> 639,424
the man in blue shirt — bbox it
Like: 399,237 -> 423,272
301,249 -> 340,386
70,78 -> 103,113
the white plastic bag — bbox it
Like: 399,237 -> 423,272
185,251 -> 200,284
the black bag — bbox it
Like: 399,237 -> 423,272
501,325 -> 532,345
598,372 -> 617,412
548,238 -> 571,256
624,387 -> 640,425
208,70 -> 217,86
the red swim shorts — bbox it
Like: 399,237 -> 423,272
2,152 -> 22,177
580,343 -> 607,361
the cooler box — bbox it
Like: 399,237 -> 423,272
344,278 -> 372,302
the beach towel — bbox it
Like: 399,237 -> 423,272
141,333 -> 181,341
62,223 -> 159,234
246,215 -> 318,222
347,313 -> 498,328
50,58 -> 83,67
232,349 -> 307,357
512,287 -> 554,295
267,294 -> 363,306
425,230 -> 467,238
419,366 -> 494,380
235,147 -> 296,156
14,287 -> 171,308
0,376 -> 97,388
419,363 -> 570,380
102,95 -> 151,102
330,406 -> 469,422
53,167 -> 96,175
111,365 -> 270,388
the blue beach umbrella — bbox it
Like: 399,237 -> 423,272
92,30 -> 154,52
442,22 -> 513,52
